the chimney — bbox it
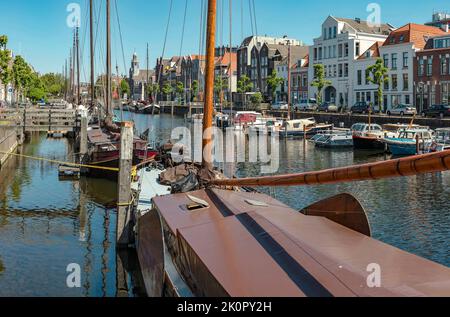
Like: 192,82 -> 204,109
442,24 -> 450,33
355,17 -> 361,23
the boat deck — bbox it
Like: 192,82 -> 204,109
131,168 -> 171,214
148,188 -> 450,297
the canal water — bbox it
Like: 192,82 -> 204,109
0,113 -> 449,296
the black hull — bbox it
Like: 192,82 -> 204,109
353,136 -> 384,150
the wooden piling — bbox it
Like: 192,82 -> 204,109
117,121 -> 134,247
79,113 -> 88,156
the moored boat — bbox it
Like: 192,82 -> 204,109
351,123 -> 384,150
384,128 -> 435,156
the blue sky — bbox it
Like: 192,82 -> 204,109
0,0 -> 447,80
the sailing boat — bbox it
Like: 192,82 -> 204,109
85,0 -> 157,179
133,0 -> 450,297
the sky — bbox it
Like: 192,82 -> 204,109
0,0 -> 448,81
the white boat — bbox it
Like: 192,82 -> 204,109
312,129 -> 353,148
280,118 -> 333,138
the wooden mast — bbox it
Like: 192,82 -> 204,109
287,41 -> 291,120
202,0 -> 217,168
90,0 -> 95,109
76,27 -> 81,105
106,0 -> 112,117
210,150 -> 450,187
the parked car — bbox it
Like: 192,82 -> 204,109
318,102 -> 340,113
350,101 -> 371,114
271,102 -> 288,110
297,98 -> 318,111
387,104 -> 417,116
421,104 -> 450,118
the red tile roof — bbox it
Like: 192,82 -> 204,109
382,23 -> 447,49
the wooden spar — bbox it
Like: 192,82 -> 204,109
90,0 -> 95,109
202,0 -> 217,168
106,0 -> 112,117
209,150 -> 450,187
76,27 -> 81,105
287,41 -> 291,120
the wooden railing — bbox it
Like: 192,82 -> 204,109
0,108 -> 79,132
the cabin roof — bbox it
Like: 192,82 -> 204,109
151,188 -> 450,297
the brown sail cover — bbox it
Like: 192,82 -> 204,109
150,188 -> 450,297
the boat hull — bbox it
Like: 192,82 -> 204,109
353,135 -> 384,150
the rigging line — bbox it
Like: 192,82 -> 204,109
114,0 -> 128,77
79,0 -> 90,84
252,0 -> 258,37
157,0 -> 174,87
248,0 -> 254,36
241,0 -> 243,41
197,0 -> 204,97
178,0 -> 189,58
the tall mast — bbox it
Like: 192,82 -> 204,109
202,0 -> 217,168
90,0 -> 95,109
146,43 -> 149,101
287,41 -> 291,120
228,0 -> 232,115
106,0 -> 112,116
76,26 -> 81,105
64,59 -> 68,101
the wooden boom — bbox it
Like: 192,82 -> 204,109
210,150 -> 450,187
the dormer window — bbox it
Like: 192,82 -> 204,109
390,37 -> 395,44
399,35 -> 405,43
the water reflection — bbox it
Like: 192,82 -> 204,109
0,133 -> 143,296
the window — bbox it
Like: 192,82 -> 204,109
356,92 -> 361,102
427,58 -> 433,76
418,58 -> 425,76
392,74 -> 398,90
355,42 -> 360,56
383,54 -> 389,67
333,26 -> 337,38
403,73 -> 409,91
405,95 -> 410,105
318,47 -> 322,60
442,83 -> 450,105
403,52 -> 408,68
302,75 -> 307,87
357,70 -> 362,85
399,35 -> 405,43
333,45 -> 336,58
344,43 -> 349,57
338,64 -> 343,77
333,65 -> 337,77
329,27 -> 332,40
324,28 -> 327,39
391,53 -> 397,70
441,57 -> 448,75
344,63 -> 348,77
338,44 -> 343,58
314,48 -> 317,60
324,47 -> 327,59
365,69 -> 370,85
384,78 -> 389,90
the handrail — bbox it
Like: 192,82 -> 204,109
210,150 -> 450,187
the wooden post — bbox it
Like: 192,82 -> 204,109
117,121 -> 134,247
80,113 -> 88,156
416,135 -> 420,155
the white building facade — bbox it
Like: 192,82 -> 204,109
308,16 -> 393,109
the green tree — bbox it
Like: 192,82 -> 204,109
175,81 -> 184,104
40,73 -> 65,97
237,75 -> 253,110
119,79 -> 130,99
161,82 -> 173,101
266,70 -> 284,103
214,76 -> 228,105
191,80 -> 199,101
12,56 -> 33,103
310,64 -> 331,105
250,92 -> 263,110
147,82 -> 160,103
366,58 -> 389,113
0,35 -> 11,101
